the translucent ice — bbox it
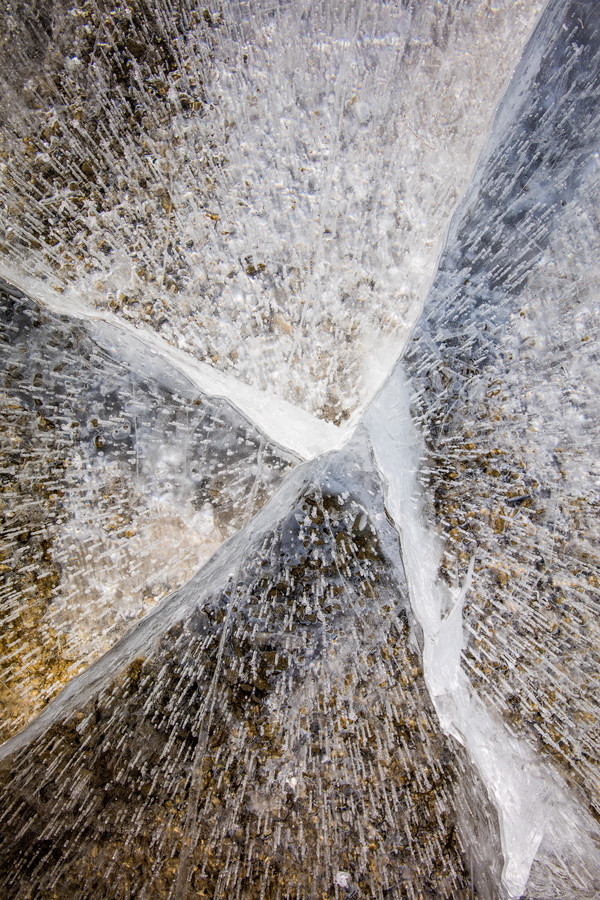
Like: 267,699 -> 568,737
377,1 -> 600,895
0,0 -> 543,421
1,0 -> 600,899
0,435 -> 503,898
0,279 -> 297,740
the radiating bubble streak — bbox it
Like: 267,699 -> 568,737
364,368 -> 600,899
362,1 -> 600,896
2,0 -> 600,897
0,0 -> 544,422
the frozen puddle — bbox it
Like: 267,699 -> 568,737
1,0 -> 600,898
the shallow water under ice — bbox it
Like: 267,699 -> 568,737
1,1 -> 600,899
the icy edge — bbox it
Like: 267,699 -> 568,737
0,267 -> 344,461
362,366 -> 600,900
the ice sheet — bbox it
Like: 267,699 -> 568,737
1,0 -> 600,898
0,0 -> 543,421
0,279 -> 298,741
378,1 -> 600,895
0,433 -> 503,899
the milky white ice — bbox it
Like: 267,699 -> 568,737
0,267 -> 343,461
0,0 -> 544,421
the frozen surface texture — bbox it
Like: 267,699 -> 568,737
392,0 -> 600,895
0,440 -> 502,899
1,0 -> 600,898
0,278 -> 297,740
0,0 -> 543,421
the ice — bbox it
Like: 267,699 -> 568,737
1,0 -> 600,898
0,434 -> 503,898
0,0 -> 543,421
378,0 -> 600,896
0,278 -> 298,741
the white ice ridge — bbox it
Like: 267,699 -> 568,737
0,266 -> 344,461
363,365 -> 600,899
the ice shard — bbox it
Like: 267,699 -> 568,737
0,0 -> 543,420
363,0 -> 600,896
0,434 -> 506,899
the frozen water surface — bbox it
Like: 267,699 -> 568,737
1,0 -> 600,898
0,436 -> 504,898
0,0 -> 543,421
369,1 -> 600,896
0,278 -> 298,740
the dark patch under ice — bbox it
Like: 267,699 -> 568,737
370,1 -> 600,896
1,0 -> 600,898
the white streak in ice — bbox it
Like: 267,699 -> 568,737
0,268 -> 343,460
363,365 -> 600,899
